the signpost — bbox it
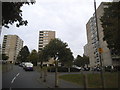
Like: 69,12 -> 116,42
99,48 -> 103,53
94,0 -> 105,89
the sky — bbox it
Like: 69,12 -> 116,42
1,0 -> 112,58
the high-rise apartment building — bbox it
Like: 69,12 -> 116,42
38,30 -> 55,66
84,44 -> 89,57
85,2 -> 113,67
2,35 -> 23,63
38,30 -> 55,51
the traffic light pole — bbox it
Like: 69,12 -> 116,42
94,0 -> 105,89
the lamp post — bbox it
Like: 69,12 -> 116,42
94,0 -> 105,89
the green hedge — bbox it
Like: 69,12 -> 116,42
47,67 -> 80,72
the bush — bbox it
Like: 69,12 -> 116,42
47,67 -> 80,72
70,67 -> 81,72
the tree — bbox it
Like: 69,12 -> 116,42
43,38 -> 73,62
38,50 -> 49,78
2,1 -> 35,28
100,2 -> 120,55
38,50 -> 49,67
2,54 -> 9,60
74,55 -> 84,67
63,48 -> 74,72
74,55 -> 89,67
43,38 -> 74,87
28,49 -> 38,66
83,54 -> 90,67
17,46 -> 30,62
64,60 -> 73,72
38,51 -> 44,78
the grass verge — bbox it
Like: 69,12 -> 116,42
59,72 -> 119,88
59,74 -> 84,86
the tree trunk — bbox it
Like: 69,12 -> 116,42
40,61 -> 43,78
43,68 -> 47,82
40,70 -> 43,78
55,61 -> 58,87
83,73 -> 88,90
68,67 -> 70,72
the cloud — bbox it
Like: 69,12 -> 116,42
1,0 -> 113,58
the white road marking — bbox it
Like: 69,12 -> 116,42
16,73 -> 20,77
11,73 -> 20,84
11,77 -> 16,83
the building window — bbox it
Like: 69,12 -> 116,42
44,34 -> 48,36
39,40 -> 43,41
4,36 -> 7,39
44,37 -> 48,38
43,39 -> 48,42
39,42 -> 43,44
40,34 -> 43,36
44,31 -> 48,33
44,42 -> 48,45
39,48 -> 42,51
40,37 -> 43,38
2,46 -> 5,48
39,45 -> 43,47
97,60 -> 100,62
40,31 -> 43,33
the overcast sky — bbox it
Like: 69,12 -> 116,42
1,0 -> 112,58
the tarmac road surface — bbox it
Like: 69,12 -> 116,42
2,65 -> 47,89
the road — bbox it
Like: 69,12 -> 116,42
3,64 -> 98,89
2,65 -> 47,89
2,64 -> 83,89
0,62 -> 2,90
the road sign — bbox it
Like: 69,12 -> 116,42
98,48 -> 103,53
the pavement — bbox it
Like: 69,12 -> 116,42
37,72 -> 83,88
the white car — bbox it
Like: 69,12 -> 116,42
24,62 -> 33,71
72,65 -> 81,70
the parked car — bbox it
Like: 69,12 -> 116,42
2,60 -> 7,64
19,62 -> 26,67
104,66 -> 112,72
19,63 -> 23,67
104,65 -> 120,72
83,67 -> 90,71
15,61 -> 20,65
113,66 -> 120,72
24,62 -> 33,71
91,66 -> 101,71
72,65 -> 82,70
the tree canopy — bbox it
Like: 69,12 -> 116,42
62,48 -> 74,67
74,55 -> 84,67
42,38 -> 74,64
74,55 -> 89,67
2,54 -> 9,60
38,50 -> 49,62
83,54 -> 89,65
17,46 -> 30,62
101,2 -> 120,55
28,49 -> 38,66
2,1 -> 35,28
